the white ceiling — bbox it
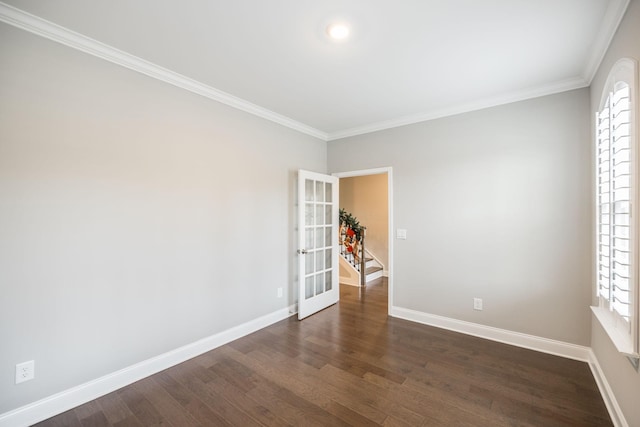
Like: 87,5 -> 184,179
0,0 -> 630,140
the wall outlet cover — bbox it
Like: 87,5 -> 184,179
16,360 -> 35,384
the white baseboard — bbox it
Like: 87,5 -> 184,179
0,306 -> 295,427
390,306 -> 630,426
339,276 -> 360,287
3,303 -> 624,427
389,306 -> 591,362
341,281 -> 361,287
288,303 -> 298,315
588,350 -> 628,427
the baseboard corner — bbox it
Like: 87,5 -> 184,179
587,349 -> 628,427
388,306 -> 631,425
389,305 -> 591,362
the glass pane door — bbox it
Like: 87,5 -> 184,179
298,170 -> 339,319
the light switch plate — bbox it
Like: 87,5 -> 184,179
396,229 -> 407,239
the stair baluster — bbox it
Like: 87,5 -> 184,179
360,228 -> 366,287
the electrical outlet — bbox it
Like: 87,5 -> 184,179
473,298 -> 483,311
15,360 -> 34,384
277,287 -> 283,298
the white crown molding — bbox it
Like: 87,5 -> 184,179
0,1 -> 629,143
0,305 -> 295,427
390,306 -> 591,362
327,75 -> 589,141
582,0 -> 631,84
588,349 -> 629,427
326,0 -> 630,141
0,2 -> 328,141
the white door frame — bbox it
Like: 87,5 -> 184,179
332,167 -> 394,314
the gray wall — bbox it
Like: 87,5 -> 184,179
328,88 -> 592,346
589,0 -> 640,425
0,23 -> 325,413
2,0 -> 637,422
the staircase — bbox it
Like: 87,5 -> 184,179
362,252 -> 384,282
339,209 -> 384,286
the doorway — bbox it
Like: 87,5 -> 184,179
333,167 -> 393,314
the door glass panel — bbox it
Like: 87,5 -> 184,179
315,181 -> 324,202
305,276 -> 314,299
325,183 -> 332,202
305,203 -> 314,226
325,205 -> 332,224
305,252 -> 314,275
305,179 -> 314,202
325,227 -> 332,247
316,204 -> 324,225
325,248 -> 332,269
325,272 -> 332,291
305,228 -> 314,248
316,250 -> 324,271
315,272 -> 324,295
315,227 -> 324,248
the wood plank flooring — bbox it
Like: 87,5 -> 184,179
35,279 -> 612,426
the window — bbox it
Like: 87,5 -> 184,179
593,58 -> 639,360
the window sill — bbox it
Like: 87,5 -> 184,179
591,305 -> 638,357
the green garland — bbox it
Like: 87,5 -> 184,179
339,208 -> 365,241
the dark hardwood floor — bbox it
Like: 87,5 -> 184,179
35,279 -> 612,426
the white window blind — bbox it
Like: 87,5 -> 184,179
593,58 -> 638,359
597,97 -> 612,302
598,84 -> 632,319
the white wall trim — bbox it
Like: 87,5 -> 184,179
390,306 -> 627,424
341,281 -> 361,288
0,1 -> 628,143
327,76 -> 588,141
0,2 -> 327,142
327,0 -> 629,144
588,349 -> 629,427
390,306 -> 591,362
325,1 -> 630,142
288,303 -> 298,315
583,0 -> 631,84
0,306 -> 294,427
0,302 -> 624,426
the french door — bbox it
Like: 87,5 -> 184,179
298,170 -> 339,319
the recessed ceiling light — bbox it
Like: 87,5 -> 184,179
327,23 -> 350,40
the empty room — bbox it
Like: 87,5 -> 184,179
1,1 -> 640,426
